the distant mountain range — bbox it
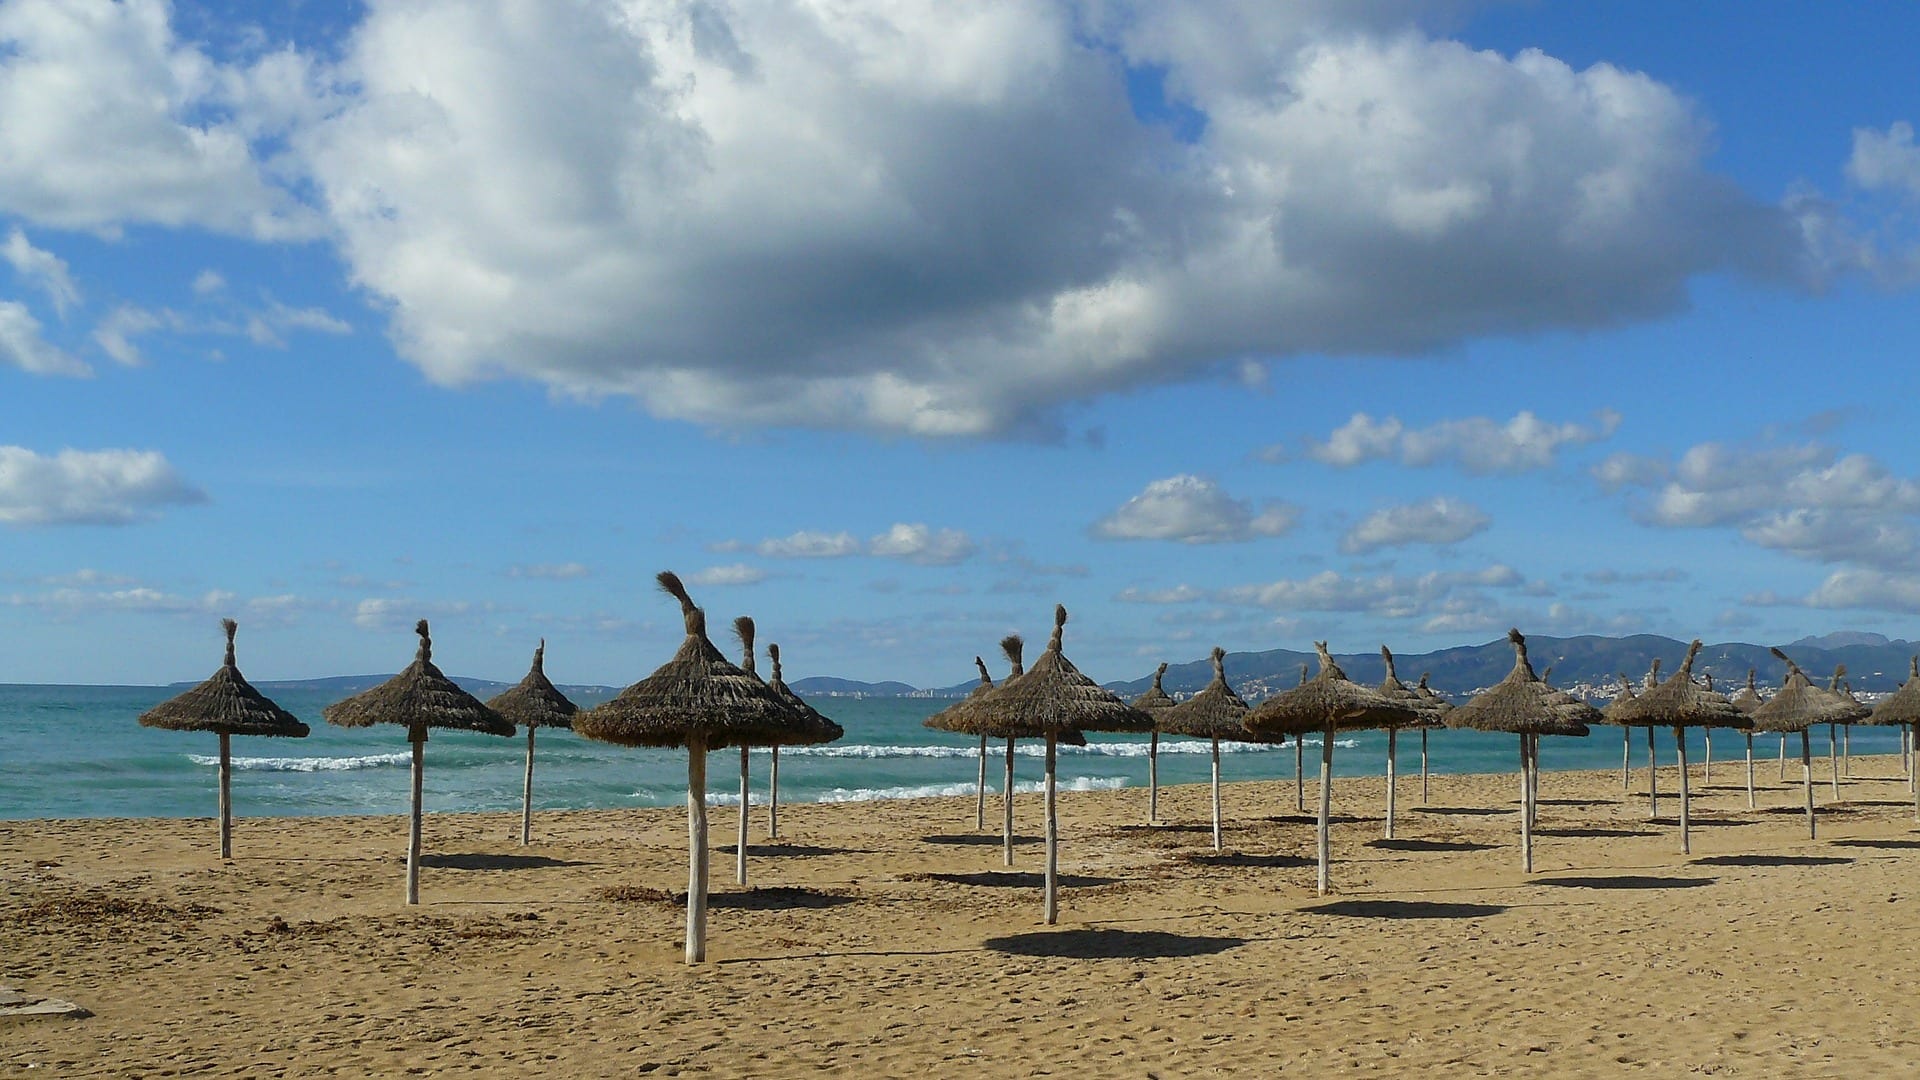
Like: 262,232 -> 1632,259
206,631 -> 1919,706
792,632 -> 1920,702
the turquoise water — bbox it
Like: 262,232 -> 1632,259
0,683 -> 1901,821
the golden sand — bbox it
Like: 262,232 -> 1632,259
6,756 -> 1920,1076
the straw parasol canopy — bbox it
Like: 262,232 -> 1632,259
1159,647 -> 1256,850
962,605 -> 1144,924
1132,662 -> 1178,826
139,619 -> 308,859
759,641 -> 845,841
1600,640 -> 1745,853
1869,658 -> 1920,821
486,640 -> 578,846
1375,646 -> 1446,838
324,620 -> 513,906
1444,629 -> 1597,873
573,572 -> 805,964
1729,669 -> 1764,715
1751,648 -> 1855,839
926,654 -> 996,831
1246,642 -> 1419,894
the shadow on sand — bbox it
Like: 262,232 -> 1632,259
907,870 -> 1120,889
1413,806 -> 1510,817
1302,899 -> 1507,920
1831,838 -> 1920,850
1691,854 -> 1852,868
983,928 -> 1245,960
713,843 -> 868,858
1535,875 -> 1715,891
918,833 -> 1040,847
1367,838 -> 1498,853
1177,851 -> 1315,869
419,853 -> 587,871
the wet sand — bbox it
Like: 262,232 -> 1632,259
6,752 -> 1920,1076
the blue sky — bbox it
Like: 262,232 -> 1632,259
4,0 -> 1920,687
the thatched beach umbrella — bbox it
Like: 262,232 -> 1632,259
1415,673 -> 1451,802
1131,663 -> 1177,825
1869,658 -> 1920,820
924,654 -> 997,830
1819,666 -> 1870,800
1751,648 -> 1855,840
1291,663 -> 1310,812
1603,641 -> 1746,854
1607,659 -> 1665,818
764,642 -> 845,839
1158,647 -> 1258,851
139,619 -> 309,860
1600,673 -> 1639,795
722,617 -> 822,884
485,640 -> 577,846
927,634 -> 1088,870
1729,669 -> 1764,808
948,606 -> 1137,924
1246,643 -> 1417,895
1445,630 -> 1596,873
573,572 -> 802,964
324,620 -> 513,906
1375,647 -> 1446,839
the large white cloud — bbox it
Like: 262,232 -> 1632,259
0,2 -> 1818,435
0,0 -> 320,238
0,446 -> 205,524
1092,474 -> 1297,543
283,0 -> 1804,436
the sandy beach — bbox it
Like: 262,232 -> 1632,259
7,755 -> 1920,1077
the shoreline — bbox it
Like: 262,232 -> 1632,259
8,757 -> 1920,1075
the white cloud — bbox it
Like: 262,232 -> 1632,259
91,304 -> 169,366
192,269 -> 226,295
1116,584 -> 1206,604
687,563 -> 766,587
506,562 -> 591,580
0,446 -> 205,525
741,523 -> 976,563
91,296 -> 349,363
1303,410 -> 1621,473
4,581 -> 319,626
1751,569 -> 1920,616
1591,451 -> 1668,491
352,597 -> 483,631
278,2 -> 1804,436
755,530 -> 863,559
2,228 -> 79,314
1092,474 -> 1298,543
867,523 -> 976,566
0,0 -> 321,238
0,299 -> 87,375
1217,565 -> 1527,622
1848,121 -> 1920,200
1339,497 -> 1490,554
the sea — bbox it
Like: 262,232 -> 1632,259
0,683 -> 1902,821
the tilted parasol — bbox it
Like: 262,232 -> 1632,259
1414,672 -> 1452,803
1868,658 -> 1920,820
925,654 -> 998,831
1750,648 -> 1856,840
1445,630 -> 1597,873
325,620 -> 513,905
1245,643 -> 1418,895
485,640 -> 577,846
1158,647 -> 1259,852
573,572 -> 803,963
763,642 -> 845,840
1132,663 -> 1177,825
1375,646 -> 1447,839
1602,641 -> 1746,854
139,619 -> 309,859
947,605 -> 1140,924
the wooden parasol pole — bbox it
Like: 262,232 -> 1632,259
1043,732 -> 1059,925
736,747 -> 750,886
1316,719 -> 1335,896
218,731 -> 233,861
1674,727 -> 1691,855
975,736 -> 987,831
687,733 -> 709,965
1385,727 -> 1398,840
406,732 -> 425,906
1002,737 -> 1016,867
1209,737 -> 1223,852
1148,731 -> 1160,825
521,727 -> 535,846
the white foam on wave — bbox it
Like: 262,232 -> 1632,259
814,775 -> 1128,804
188,751 -> 412,773
779,738 -> 1355,760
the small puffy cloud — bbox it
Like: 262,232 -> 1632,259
1116,584 -> 1206,604
352,597 -> 483,631
2,228 -> 79,314
1092,475 -> 1298,544
737,523 -> 976,564
868,523 -> 976,565
1848,121 -> 1920,200
755,530 -> 863,559
1339,496 -> 1490,554
1796,569 -> 1920,614
1303,410 -> 1620,473
1581,568 -> 1688,585
687,563 -> 765,587
1217,565 -> 1526,620
1591,451 -> 1669,491
506,562 -> 590,580
0,299 -> 86,375
0,446 -> 205,525
4,581 -> 319,626
192,270 -> 226,295
90,304 -> 170,366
